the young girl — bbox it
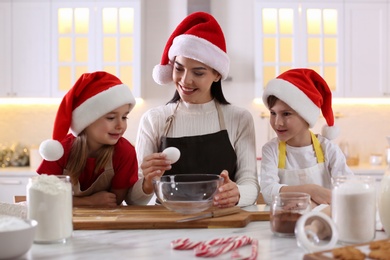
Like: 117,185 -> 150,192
37,71 -> 150,207
260,68 -> 353,206
136,12 -> 259,207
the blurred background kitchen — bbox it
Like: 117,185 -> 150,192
1,0 -> 390,169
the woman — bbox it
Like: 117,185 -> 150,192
136,12 -> 259,207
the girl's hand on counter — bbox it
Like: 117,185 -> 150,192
73,191 -> 117,207
213,170 -> 240,208
140,153 -> 172,194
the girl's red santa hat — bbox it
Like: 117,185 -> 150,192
262,68 -> 339,140
152,11 -> 229,85
39,71 -> 136,161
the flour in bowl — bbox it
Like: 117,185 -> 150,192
0,215 -> 30,232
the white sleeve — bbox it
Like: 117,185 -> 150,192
135,108 -> 166,178
322,137 -> 354,177
260,139 -> 286,204
231,109 -> 260,206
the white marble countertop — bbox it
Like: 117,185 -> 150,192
20,222 -> 389,260
18,204 -> 389,260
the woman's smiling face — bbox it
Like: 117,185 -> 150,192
172,56 -> 221,104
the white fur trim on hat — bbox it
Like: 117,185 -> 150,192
71,84 -> 136,136
263,78 -> 320,128
169,34 -> 229,81
322,125 -> 339,140
152,64 -> 174,85
39,139 -> 64,161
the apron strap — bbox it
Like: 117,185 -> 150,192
163,101 -> 180,137
311,132 -> 325,163
215,102 -> 226,130
278,131 -> 325,169
278,141 -> 287,169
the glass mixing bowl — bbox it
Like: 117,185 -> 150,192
153,174 -> 223,214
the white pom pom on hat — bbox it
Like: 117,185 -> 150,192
39,140 -> 64,161
262,68 -> 339,140
39,71 -> 136,161
152,12 -> 230,85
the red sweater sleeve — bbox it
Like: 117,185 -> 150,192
110,138 -> 139,189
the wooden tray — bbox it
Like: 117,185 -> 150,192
73,205 -> 269,230
303,239 -> 390,260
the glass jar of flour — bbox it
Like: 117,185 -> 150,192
27,175 -> 73,244
332,176 -> 376,244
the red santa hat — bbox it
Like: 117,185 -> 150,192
262,68 -> 339,140
152,11 -> 229,85
39,71 -> 136,161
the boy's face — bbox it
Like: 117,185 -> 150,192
269,99 -> 310,147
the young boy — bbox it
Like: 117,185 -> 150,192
260,68 -> 353,206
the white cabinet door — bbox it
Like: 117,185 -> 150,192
344,2 -> 388,97
0,176 -> 29,204
0,1 -> 11,97
254,1 -> 343,97
51,0 -> 141,98
11,0 -> 51,97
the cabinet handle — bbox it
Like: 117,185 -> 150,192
0,180 -> 22,185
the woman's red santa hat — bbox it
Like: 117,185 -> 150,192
39,71 -> 136,161
262,68 -> 339,140
152,11 -> 229,85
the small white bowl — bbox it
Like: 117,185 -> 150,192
0,218 -> 37,259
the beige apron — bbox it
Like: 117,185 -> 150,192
64,158 -> 115,196
278,132 -> 331,188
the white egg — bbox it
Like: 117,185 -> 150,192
162,147 -> 181,164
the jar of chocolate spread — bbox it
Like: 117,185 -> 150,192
270,192 -> 311,237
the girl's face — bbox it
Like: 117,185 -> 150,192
172,56 -> 221,104
84,104 -> 130,154
269,99 -> 311,147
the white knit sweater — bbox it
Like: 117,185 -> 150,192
135,99 -> 260,206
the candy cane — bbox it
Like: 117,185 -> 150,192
231,238 -> 258,260
171,236 -> 258,259
171,238 -> 203,250
171,236 -> 238,250
195,236 -> 253,257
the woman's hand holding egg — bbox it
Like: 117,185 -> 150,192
141,147 -> 181,194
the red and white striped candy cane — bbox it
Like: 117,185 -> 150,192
231,238 -> 259,260
171,238 -> 203,250
195,236 -> 253,257
171,236 -> 238,250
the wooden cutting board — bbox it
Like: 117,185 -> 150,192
73,205 -> 269,230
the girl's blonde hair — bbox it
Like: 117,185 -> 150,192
66,133 -> 114,185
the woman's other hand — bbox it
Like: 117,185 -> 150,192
213,170 -> 240,208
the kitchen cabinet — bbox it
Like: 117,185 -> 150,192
0,0 -> 141,98
0,1 -> 11,97
344,1 -> 389,97
0,168 -> 37,204
0,0 -> 51,97
254,0 -> 389,98
254,1 -> 343,97
51,0 -> 141,97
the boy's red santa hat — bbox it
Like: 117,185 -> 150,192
262,68 -> 339,140
152,11 -> 229,85
39,71 -> 136,161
